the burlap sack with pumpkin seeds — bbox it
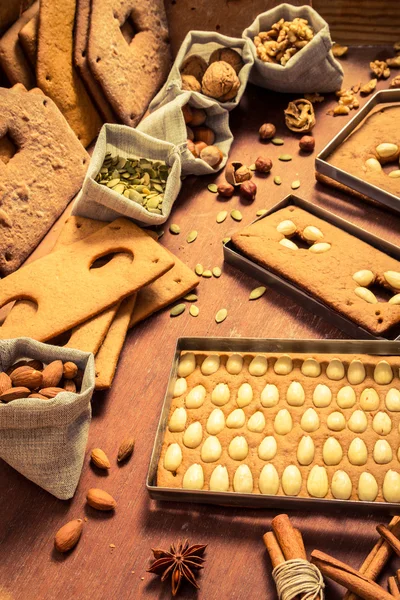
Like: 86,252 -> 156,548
138,91 -> 233,176
149,30 -> 254,113
72,123 -> 182,226
242,4 -> 343,93
0,338 -> 95,500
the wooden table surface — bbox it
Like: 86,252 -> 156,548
1,47 -> 400,600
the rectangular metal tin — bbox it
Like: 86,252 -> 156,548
146,337 -> 400,513
316,89 -> 400,212
223,194 -> 400,341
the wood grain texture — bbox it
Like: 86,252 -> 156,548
1,47 -> 400,600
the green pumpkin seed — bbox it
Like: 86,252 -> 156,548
271,138 -> 284,145
222,237 -> 231,245
215,308 -> 228,323
157,230 -> 165,239
202,269 -> 212,278
216,210 -> 228,224
291,180 -> 301,190
113,184 -> 125,194
184,293 -> 198,302
195,264 -> 204,276
107,178 -> 120,187
187,230 -> 198,243
208,183 -> 218,193
249,163 -> 256,171
170,304 -> 186,317
256,209 -> 268,217
169,223 -> 181,234
231,209 -> 242,222
147,197 -> 159,209
189,305 -> 200,317
129,189 -> 144,203
212,267 -> 222,278
279,154 -> 292,162
249,286 -> 267,300
274,176 -> 282,186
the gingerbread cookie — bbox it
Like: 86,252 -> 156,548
18,11 -> 38,67
0,2 -> 37,88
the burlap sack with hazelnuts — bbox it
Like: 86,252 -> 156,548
149,31 -> 254,113
243,4 -> 343,93
0,338 -> 95,500
138,91 -> 233,176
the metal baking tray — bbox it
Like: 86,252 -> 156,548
316,89 -> 400,212
223,194 -> 400,341
146,336 -> 400,513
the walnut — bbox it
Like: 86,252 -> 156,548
390,75 -> 400,88
202,61 -> 240,102
284,99 -> 315,132
209,48 -> 244,74
180,55 -> 208,83
333,105 -> 350,115
181,75 -> 202,93
304,93 -> 325,103
255,17 -> 314,66
360,78 -> 377,95
370,60 -> 390,79
387,55 -> 400,68
332,44 -> 348,58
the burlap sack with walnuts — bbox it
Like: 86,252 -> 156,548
138,91 -> 233,176
242,4 -> 344,93
149,30 -> 254,113
0,338 -> 95,500
72,123 -> 182,226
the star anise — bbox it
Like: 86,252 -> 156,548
147,539 -> 207,596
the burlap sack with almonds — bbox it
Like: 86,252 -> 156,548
149,30 -> 254,113
138,91 -> 233,176
72,123 -> 182,226
0,338 -> 95,500
242,4 -> 344,93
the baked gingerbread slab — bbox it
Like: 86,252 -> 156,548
157,350 -> 400,505
231,206 -> 400,336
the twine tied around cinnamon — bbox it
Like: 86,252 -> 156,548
272,558 -> 325,600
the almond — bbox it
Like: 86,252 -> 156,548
41,360 -> 63,387
54,519 -> 83,553
26,359 -> 44,371
0,387 -> 31,403
28,393 -> 48,400
117,437 -> 135,463
0,372 -> 11,394
39,387 -> 65,398
63,379 -> 76,393
10,366 -> 43,390
6,360 -> 28,375
86,488 -> 116,511
91,448 -> 111,470
63,361 -> 78,380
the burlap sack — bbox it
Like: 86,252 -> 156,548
0,338 -> 95,500
242,4 -> 344,93
72,123 -> 182,226
138,91 -> 233,176
149,30 -> 254,113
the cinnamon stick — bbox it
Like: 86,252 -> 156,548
344,516 -> 400,600
377,524 -> 400,558
294,527 -> 307,560
272,514 -> 305,561
311,549 -> 394,600
388,576 -> 400,598
263,532 -> 285,568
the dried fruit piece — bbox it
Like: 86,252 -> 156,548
86,488 -> 117,511
117,437 -> 135,463
91,448 -> 111,470
54,519 -> 83,553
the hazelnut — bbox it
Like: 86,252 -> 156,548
225,162 -> 252,186
217,182 -> 234,198
193,126 -> 215,145
182,104 -> 193,124
202,61 -> 240,102
186,126 -> 194,141
180,54 -> 208,83
200,145 -> 224,169
255,156 -> 273,173
181,74 -> 201,92
259,123 -> 276,140
299,135 -> 315,152
209,48 -> 244,74
235,165 -> 252,183
187,139 -> 198,157
194,141 -> 207,155
240,180 -> 257,201
190,108 -> 207,126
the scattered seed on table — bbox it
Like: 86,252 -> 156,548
249,164 -> 256,171
274,176 -> 282,185
215,308 -> 228,323
231,209 -> 242,222
216,210 -> 228,224
189,305 -> 200,317
249,286 -> 267,300
291,180 -> 301,190
212,267 -> 222,278
279,154 -> 292,162
222,237 -> 231,245
195,263 -> 204,276
184,293 -> 198,302
186,230 -> 198,243
271,138 -> 284,146
170,304 -> 185,317
157,230 -> 164,239
202,269 -> 212,278
256,209 -> 268,217
169,223 -> 180,234
208,183 -> 218,193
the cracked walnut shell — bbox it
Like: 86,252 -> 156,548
202,61 -> 240,102
284,98 -> 316,132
